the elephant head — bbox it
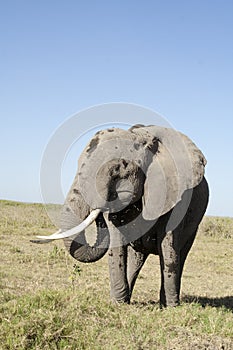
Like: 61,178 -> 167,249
33,124 -> 206,263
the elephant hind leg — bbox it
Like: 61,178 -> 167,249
178,227 -> 198,296
158,229 -> 181,307
180,229 -> 197,271
127,245 -> 148,300
158,226 -> 198,307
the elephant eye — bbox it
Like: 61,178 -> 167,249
110,164 -> 120,176
122,160 -> 128,168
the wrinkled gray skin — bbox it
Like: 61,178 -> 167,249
62,125 -> 209,307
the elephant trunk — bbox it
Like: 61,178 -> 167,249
63,212 -> 109,263
31,178 -> 110,262
60,184 -> 110,263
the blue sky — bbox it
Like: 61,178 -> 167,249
0,1 -> 232,217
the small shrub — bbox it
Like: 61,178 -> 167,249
199,216 -> 233,239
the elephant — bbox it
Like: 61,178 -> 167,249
32,124 -> 209,307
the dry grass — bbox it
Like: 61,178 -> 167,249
0,200 -> 232,349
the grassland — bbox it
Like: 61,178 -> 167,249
0,200 -> 232,349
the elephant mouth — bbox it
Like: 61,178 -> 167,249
117,190 -> 134,202
117,190 -> 134,195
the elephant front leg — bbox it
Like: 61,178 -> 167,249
127,245 -> 148,299
158,230 -> 180,307
104,214 -> 130,303
108,245 -> 130,303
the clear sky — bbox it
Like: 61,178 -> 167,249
0,1 -> 232,217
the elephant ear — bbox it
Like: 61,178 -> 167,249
140,126 -> 207,221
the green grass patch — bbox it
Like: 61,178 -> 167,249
1,290 -> 233,349
0,200 -> 232,349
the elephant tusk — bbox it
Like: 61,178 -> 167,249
30,208 -> 102,244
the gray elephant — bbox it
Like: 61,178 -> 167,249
33,124 -> 209,307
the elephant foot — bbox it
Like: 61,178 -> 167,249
160,289 -> 180,308
160,300 -> 180,308
111,296 -> 130,305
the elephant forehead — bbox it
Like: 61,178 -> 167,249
91,128 -> 134,145
81,140 -> 144,166
81,128 -> 143,161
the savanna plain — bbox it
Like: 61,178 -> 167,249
0,200 -> 232,350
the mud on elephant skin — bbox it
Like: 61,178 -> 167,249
32,124 -> 209,307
